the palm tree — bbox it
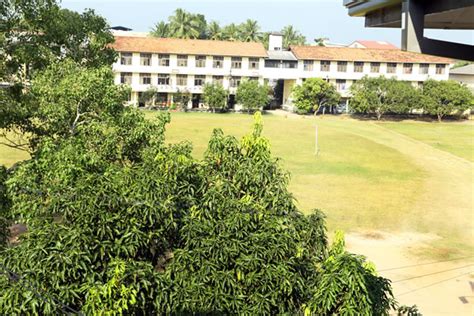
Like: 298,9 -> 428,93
314,37 -> 329,46
222,23 -> 240,41
281,25 -> 306,48
207,21 -> 222,40
150,21 -> 170,38
239,19 -> 260,42
168,8 -> 200,39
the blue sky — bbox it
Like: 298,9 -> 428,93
61,0 -> 473,47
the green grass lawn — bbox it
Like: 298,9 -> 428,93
1,112 -> 472,255
377,121 -> 474,162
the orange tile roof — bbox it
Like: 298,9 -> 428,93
112,36 -> 268,58
290,45 -> 452,64
352,40 -> 398,50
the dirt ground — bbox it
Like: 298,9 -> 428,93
347,232 -> 473,315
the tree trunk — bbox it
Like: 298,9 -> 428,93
437,113 -> 442,122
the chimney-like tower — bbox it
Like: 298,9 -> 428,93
269,32 -> 283,51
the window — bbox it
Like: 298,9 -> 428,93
158,74 -> 170,85
213,56 -> 224,68
403,63 -> 413,74
230,76 -> 241,88
140,73 -> 151,85
282,61 -> 297,69
158,54 -> 170,66
249,77 -> 259,81
140,53 -> 151,66
194,75 -> 206,86
337,61 -> 347,72
419,63 -> 429,74
304,60 -> 314,71
320,60 -> 330,72
436,64 -> 445,75
213,75 -> 223,85
120,52 -> 132,65
387,63 -> 397,74
177,55 -> 188,67
264,60 -> 280,68
176,74 -> 187,86
195,55 -> 206,68
249,58 -> 260,70
370,62 -> 380,73
231,57 -> 242,69
120,72 -> 132,84
336,79 -> 346,91
354,61 -> 364,73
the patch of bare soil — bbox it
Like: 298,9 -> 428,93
347,231 -> 474,316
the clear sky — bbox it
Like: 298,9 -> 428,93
61,0 -> 473,47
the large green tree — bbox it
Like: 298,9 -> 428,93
167,8 -> 204,39
207,21 -> 223,40
202,82 -> 228,112
422,79 -> 473,122
291,78 -> 341,114
236,79 -> 270,112
281,25 -> 306,48
150,21 -> 170,38
239,19 -> 261,42
350,76 -> 420,120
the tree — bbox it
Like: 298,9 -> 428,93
207,21 -> 223,40
239,19 -> 260,42
202,83 -> 228,112
1,106 -> 397,314
222,23 -> 241,41
0,60 -> 129,151
350,76 -> 423,120
174,89 -> 191,111
168,8 -> 201,39
291,78 -> 341,114
141,86 -> 158,107
0,0 -> 117,151
236,79 -> 270,112
281,25 -> 306,48
1,0 -> 115,84
150,21 -> 170,38
314,37 -> 329,46
422,79 -> 473,122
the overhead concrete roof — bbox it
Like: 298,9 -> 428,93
266,50 -> 297,61
449,64 -> 474,75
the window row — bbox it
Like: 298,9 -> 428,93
120,73 -> 259,87
120,53 -> 260,70
302,60 -> 446,75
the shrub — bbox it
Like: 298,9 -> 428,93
203,82 -> 228,112
291,78 -> 340,114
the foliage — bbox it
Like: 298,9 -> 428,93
236,79 -> 270,112
0,0 -> 117,151
0,60 -> 128,151
174,89 -> 191,111
397,304 -> 423,316
141,86 -> 158,106
202,83 -> 228,112
314,37 -> 329,46
0,166 -> 9,248
421,80 -> 473,122
149,8 -> 308,48
350,76 -> 419,120
282,25 -> 306,48
291,78 -> 341,114
0,0 -> 115,84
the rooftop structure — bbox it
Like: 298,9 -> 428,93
349,40 -> 398,50
343,0 -> 474,61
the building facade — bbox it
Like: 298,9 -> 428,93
111,33 -> 452,110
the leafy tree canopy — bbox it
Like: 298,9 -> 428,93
236,79 -> 270,112
422,79 -> 473,122
202,82 -> 228,112
291,78 -> 341,114
350,76 -> 420,120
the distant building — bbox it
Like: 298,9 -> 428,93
449,64 -> 474,93
349,40 -> 398,50
110,33 -> 452,110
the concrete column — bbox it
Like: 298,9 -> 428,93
401,0 -> 424,53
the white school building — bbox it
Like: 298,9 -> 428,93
111,33 -> 452,110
